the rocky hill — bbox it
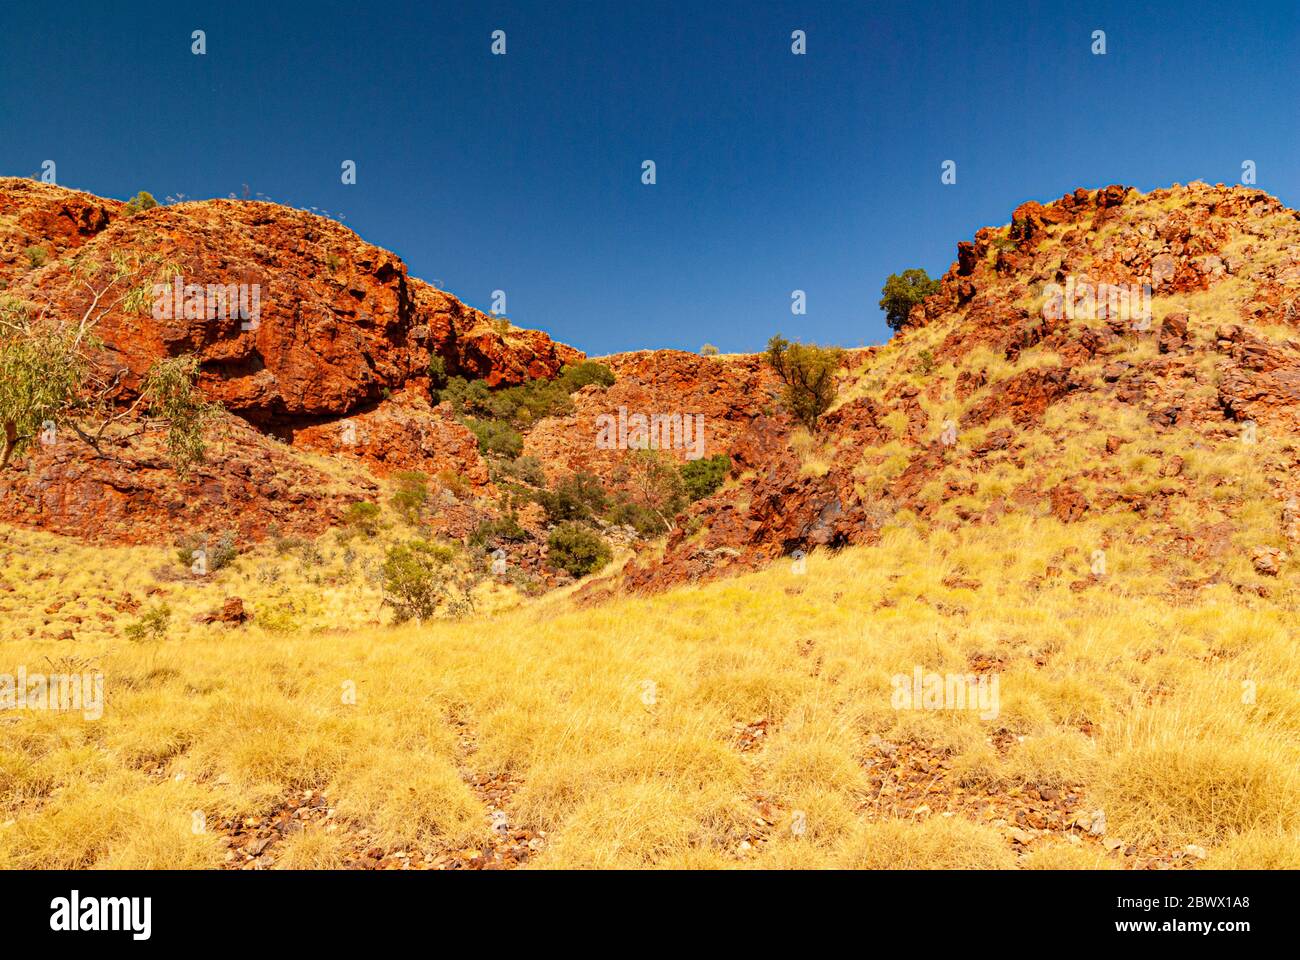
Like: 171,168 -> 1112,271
625,181 -> 1300,593
3,177 -> 1299,595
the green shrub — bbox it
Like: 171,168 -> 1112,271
24,246 -> 47,269
700,343 -> 719,356
680,454 -> 731,501
428,355 -> 449,403
466,417 -> 523,459
614,449 -> 687,534
914,349 -> 936,376
122,191 -> 159,216
124,603 -> 171,644
389,470 -> 429,524
443,362 -> 614,430
380,540 -> 457,623
879,268 -> 940,331
470,513 -> 527,548
175,531 -> 238,573
437,469 -> 471,499
765,335 -> 844,432
607,497 -> 666,537
547,523 -> 612,578
496,454 -> 546,487
557,361 -> 615,391
536,471 -> 608,524
341,501 -> 382,537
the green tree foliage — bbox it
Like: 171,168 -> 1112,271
546,522 -> 612,578
613,449 -> 687,534
679,454 -> 731,501
765,335 -> 844,432
465,417 -> 524,459
341,501 -> 382,537
0,301 -> 90,468
536,471 -> 608,524
380,540 -> 462,623
122,191 -> 159,216
389,470 -> 429,525
879,268 -> 940,331
141,354 -> 219,476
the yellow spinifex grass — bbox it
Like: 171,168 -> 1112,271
1,513 -> 1298,869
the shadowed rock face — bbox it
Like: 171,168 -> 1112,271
5,179 -> 1300,588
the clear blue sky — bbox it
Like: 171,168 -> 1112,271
3,1 -> 1298,354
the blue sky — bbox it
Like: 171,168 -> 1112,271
3,0 -> 1298,354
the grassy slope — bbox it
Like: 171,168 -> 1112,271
2,509 -> 1298,869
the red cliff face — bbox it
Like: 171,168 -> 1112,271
523,350 -> 779,483
0,182 -> 579,543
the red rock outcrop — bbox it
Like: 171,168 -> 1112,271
0,181 -> 580,544
0,177 -> 120,287
523,350 -> 779,485
619,181 -> 1300,591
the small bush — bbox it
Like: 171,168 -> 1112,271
465,418 -> 523,459
380,540 -> 457,623
914,349 -> 936,376
175,531 -> 238,573
557,361 -> 615,391
24,246 -> 47,269
428,355 -> 448,403
547,523 -> 612,578
122,191 -> 159,217
496,454 -> 546,487
389,470 -> 429,525
700,344 -> 719,356
443,363 -> 613,430
124,603 -> 171,644
607,497 -> 667,537
470,514 -> 527,549
614,449 -> 687,534
680,454 -> 731,502
341,501 -> 382,537
536,471 -> 608,524
437,470 -> 471,499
